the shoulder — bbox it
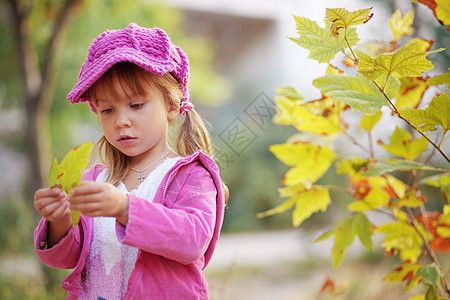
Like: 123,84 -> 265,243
82,163 -> 107,181
165,151 -> 224,201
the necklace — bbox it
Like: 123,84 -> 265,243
130,151 -> 171,183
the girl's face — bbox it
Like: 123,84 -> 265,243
94,75 -> 178,165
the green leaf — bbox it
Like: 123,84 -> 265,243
412,264 -> 439,287
48,142 -> 93,228
270,143 -> 335,186
379,126 -> 429,160
364,158 -> 440,177
48,158 -> 60,188
359,111 -> 382,131
275,86 -> 304,101
315,213 -> 373,268
357,39 -> 443,86
313,74 -> 399,115
290,15 -> 355,63
400,91 -> 450,132
427,69 -> 450,86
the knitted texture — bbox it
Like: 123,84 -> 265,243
67,23 -> 192,114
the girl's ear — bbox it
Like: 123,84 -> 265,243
167,101 -> 179,121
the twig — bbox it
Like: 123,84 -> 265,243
405,207 -> 450,295
373,81 -> 450,164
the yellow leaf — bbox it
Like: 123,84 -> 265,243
395,77 -> 430,109
270,143 -> 335,186
436,0 -> 450,25
326,7 -> 373,35
384,264 -> 422,291
388,9 -> 415,41
348,179 -> 390,212
377,221 -> 423,263
292,188 -> 331,227
379,126 -> 429,160
291,98 -> 342,136
359,111 -> 382,131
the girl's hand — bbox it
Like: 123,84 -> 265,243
34,187 -> 71,222
34,187 -> 72,247
69,181 -> 129,225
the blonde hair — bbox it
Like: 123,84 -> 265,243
89,62 -> 214,185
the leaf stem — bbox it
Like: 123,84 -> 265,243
344,28 -> 358,63
405,207 -> 450,295
373,81 -> 450,164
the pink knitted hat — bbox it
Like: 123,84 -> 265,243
67,23 -> 193,115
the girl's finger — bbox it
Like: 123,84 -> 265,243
47,200 -> 70,220
71,181 -> 102,196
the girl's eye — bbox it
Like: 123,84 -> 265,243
101,108 -> 113,114
130,103 -> 144,109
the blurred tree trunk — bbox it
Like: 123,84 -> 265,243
8,0 -> 82,195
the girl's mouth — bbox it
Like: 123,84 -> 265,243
118,135 -> 136,145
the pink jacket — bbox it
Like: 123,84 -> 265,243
34,151 -> 225,299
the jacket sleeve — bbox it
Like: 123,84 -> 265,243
34,218 -> 83,269
116,163 -> 217,265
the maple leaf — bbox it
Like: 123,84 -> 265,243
418,174 -> 450,202
417,0 -> 450,28
269,143 -> 335,186
427,68 -> 450,85
256,186 -> 331,228
290,15 -> 358,64
377,220 -> 424,263
359,111 -> 382,131
357,39 -> 443,87
326,7 -> 373,36
393,190 -> 426,209
395,77 -> 430,110
388,9 -> 415,41
384,263 -> 422,291
378,126 -> 429,160
318,275 -> 348,297
315,213 -> 373,268
273,91 -> 341,136
348,183 -> 390,212
48,142 -> 93,227
336,158 -> 371,178
313,74 -> 399,115
364,158 -> 440,177
400,91 -> 450,132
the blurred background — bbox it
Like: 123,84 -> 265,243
0,0 -> 448,299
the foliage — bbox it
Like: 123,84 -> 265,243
48,142 -> 92,227
259,4 -> 450,299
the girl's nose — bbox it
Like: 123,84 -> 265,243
115,111 -> 131,128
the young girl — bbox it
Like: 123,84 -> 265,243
33,23 -> 226,299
